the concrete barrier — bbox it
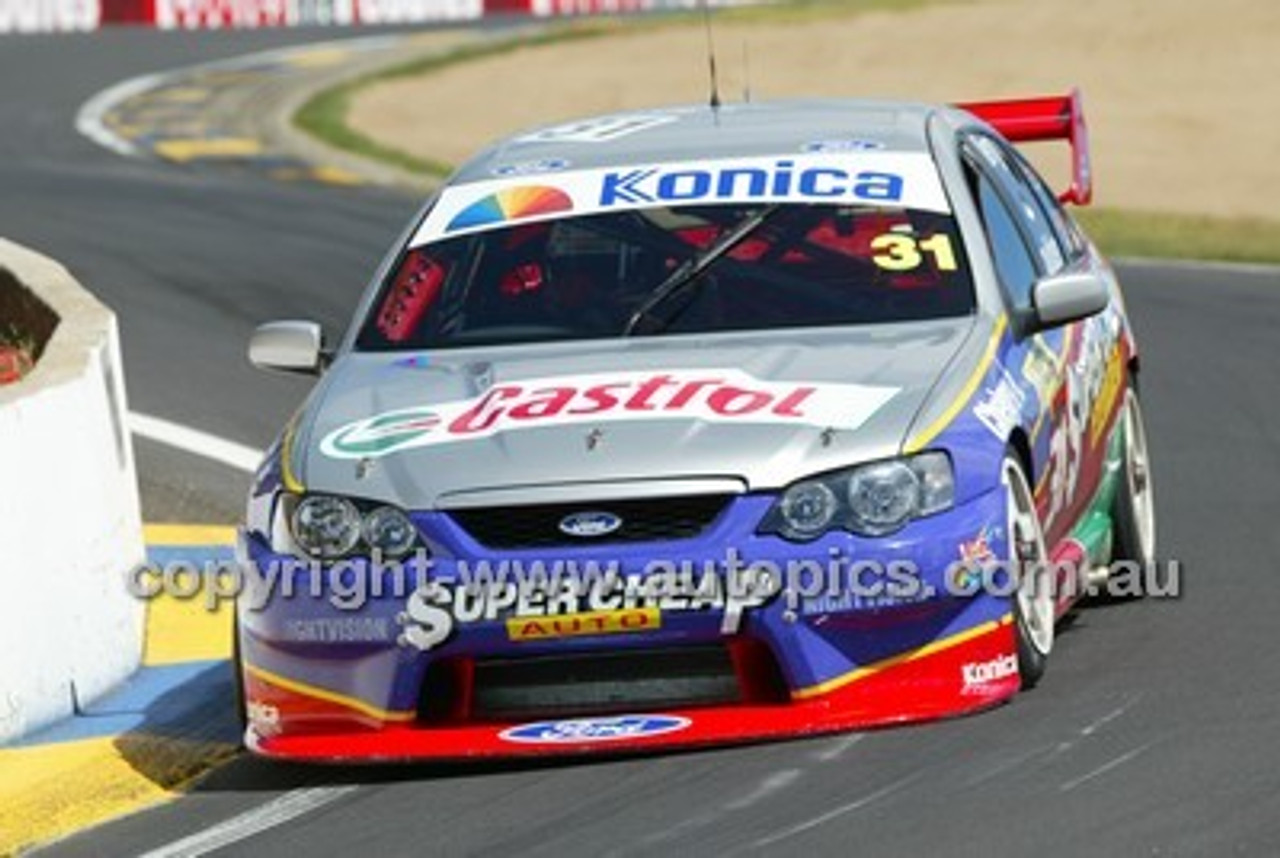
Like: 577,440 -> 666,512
0,238 -> 145,743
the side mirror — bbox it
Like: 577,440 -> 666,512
249,321 -> 326,374
1030,272 -> 1109,331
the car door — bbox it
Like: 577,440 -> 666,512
961,131 -> 1117,549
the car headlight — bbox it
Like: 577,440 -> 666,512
362,505 -> 419,558
777,481 -> 840,539
292,495 -> 362,558
760,451 -> 954,541
283,494 -> 421,559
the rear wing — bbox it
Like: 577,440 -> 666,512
954,89 -> 1092,206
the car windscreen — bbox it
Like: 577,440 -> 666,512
356,203 -> 975,351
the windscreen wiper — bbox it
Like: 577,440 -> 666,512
623,204 -> 781,336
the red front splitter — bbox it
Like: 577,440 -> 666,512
246,618 -> 1019,762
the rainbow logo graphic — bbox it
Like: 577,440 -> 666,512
446,185 -> 574,233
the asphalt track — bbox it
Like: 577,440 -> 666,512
5,27 -> 1280,858
0,28 -> 421,522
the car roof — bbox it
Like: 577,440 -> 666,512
449,99 -> 943,186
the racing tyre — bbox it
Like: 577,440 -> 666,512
1111,388 -> 1157,569
1004,456 -> 1053,689
231,611 -> 247,741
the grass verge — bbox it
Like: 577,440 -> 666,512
1075,208 -> 1280,266
294,6 -> 1280,266
294,0 -> 978,180
295,24 -> 618,179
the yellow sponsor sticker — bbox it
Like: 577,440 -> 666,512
506,608 -> 661,642
1090,343 -> 1125,444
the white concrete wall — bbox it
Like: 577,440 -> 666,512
0,238 -> 145,743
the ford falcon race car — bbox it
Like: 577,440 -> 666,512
238,91 -> 1156,760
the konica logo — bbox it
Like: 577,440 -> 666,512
599,161 -> 904,207
499,714 -> 692,745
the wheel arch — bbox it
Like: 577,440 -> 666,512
1008,427 -> 1034,484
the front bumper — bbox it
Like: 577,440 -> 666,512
237,489 -> 1020,761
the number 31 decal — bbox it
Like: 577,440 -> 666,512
870,233 -> 958,272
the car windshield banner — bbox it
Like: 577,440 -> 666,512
411,151 -> 951,245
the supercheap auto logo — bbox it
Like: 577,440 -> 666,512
320,369 -> 898,459
396,566 -> 778,652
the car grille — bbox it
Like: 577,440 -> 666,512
418,644 -> 794,723
472,647 -> 739,719
418,642 -> 789,723
448,494 -> 733,549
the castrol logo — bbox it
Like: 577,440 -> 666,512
321,369 -> 897,459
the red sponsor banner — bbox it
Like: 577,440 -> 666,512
8,0 -> 746,38
485,0 -> 704,16
153,0 -> 288,28
354,0 -> 480,24
536,0 -> 648,12
97,0 -> 147,22
93,0 -> 483,26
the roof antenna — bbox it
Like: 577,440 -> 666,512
701,0 -> 721,111
742,39 -> 752,103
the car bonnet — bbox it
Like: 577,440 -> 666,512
290,318 -> 976,509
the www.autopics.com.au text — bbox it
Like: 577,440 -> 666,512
126,547 -> 1181,615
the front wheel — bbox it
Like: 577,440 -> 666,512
1112,388 -> 1157,568
1003,457 -> 1054,689
231,609 -> 247,742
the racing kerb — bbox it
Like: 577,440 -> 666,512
0,238 -> 146,743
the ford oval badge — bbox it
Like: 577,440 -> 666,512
499,714 -> 691,744
558,510 -> 623,538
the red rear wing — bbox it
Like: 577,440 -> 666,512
955,89 -> 1092,206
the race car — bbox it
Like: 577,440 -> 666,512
238,90 -> 1156,760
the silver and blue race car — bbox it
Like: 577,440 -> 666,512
237,91 -> 1156,759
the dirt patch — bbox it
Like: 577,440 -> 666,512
347,0 -> 1279,219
